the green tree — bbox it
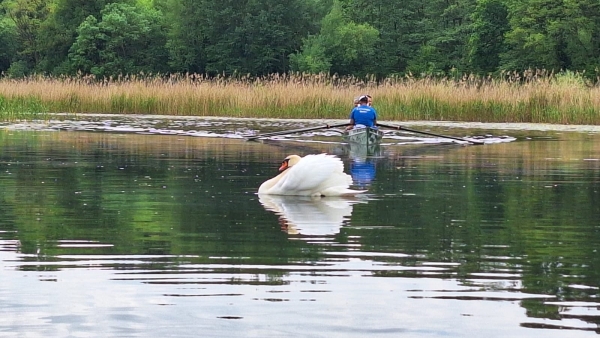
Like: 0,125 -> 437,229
37,0 -> 110,74
342,0 -> 480,76
405,45 -> 446,76
183,0 -> 245,75
1,0 -> 49,74
167,0 -> 317,76
289,35 -> 331,73
68,2 -> 168,77
237,0 -> 315,75
0,11 -> 18,73
338,0 -> 433,76
467,0 -> 509,74
501,0 -> 599,72
424,0 -> 477,74
290,0 -> 379,76
164,0 -> 207,73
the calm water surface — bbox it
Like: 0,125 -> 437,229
0,115 -> 599,337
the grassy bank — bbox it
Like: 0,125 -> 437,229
1,72 -> 599,124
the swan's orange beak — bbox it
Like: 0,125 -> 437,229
278,159 -> 289,171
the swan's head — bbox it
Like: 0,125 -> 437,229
278,155 -> 301,171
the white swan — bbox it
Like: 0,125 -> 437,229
258,154 -> 366,196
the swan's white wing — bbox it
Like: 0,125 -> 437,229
278,154 -> 348,193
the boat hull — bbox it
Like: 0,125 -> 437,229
342,127 -> 384,159
342,127 -> 383,146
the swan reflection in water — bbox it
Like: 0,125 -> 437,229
258,195 -> 366,236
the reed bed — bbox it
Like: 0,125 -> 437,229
0,71 -> 599,124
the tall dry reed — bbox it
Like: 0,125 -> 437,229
1,72 -> 599,124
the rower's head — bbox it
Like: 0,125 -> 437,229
358,95 -> 369,105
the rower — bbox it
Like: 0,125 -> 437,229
346,95 -> 377,130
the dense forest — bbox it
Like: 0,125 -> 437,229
0,0 -> 599,79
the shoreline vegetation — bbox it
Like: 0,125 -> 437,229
1,71 -> 599,125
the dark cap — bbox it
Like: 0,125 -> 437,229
358,95 -> 369,102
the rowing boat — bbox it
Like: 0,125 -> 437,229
342,127 -> 383,146
342,127 -> 384,158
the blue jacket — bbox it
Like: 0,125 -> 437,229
349,105 -> 377,127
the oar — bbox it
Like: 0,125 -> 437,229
246,122 -> 350,141
377,122 -> 484,145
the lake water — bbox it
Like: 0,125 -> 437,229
1,115 -> 599,337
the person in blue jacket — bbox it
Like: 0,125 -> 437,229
346,95 -> 377,130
